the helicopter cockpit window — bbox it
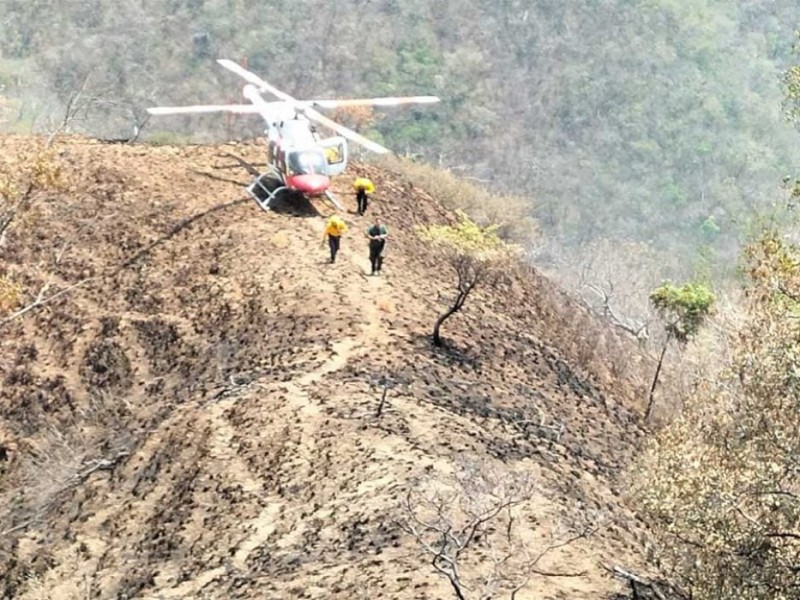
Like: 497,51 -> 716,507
287,150 -> 327,175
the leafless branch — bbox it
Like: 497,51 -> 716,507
0,262 -> 96,330
376,383 -> 389,418
401,460 -> 592,599
583,283 -> 650,341
46,72 -> 97,148
1,448 -> 130,540
608,565 -> 669,600
0,182 -> 35,244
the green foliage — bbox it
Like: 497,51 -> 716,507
637,232 -> 800,598
417,210 -> 509,260
650,281 -> 715,343
645,279 -> 714,420
386,156 -> 537,244
700,215 -> 720,237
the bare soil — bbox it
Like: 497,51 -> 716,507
0,135 -> 649,599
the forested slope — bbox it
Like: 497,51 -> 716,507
2,0 -> 799,272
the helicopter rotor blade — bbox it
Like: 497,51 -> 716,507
147,104 -> 262,115
216,58 -> 419,154
217,59 -> 296,103
302,108 -> 391,155
303,96 -> 441,109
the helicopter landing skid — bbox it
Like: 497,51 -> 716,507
246,172 -> 286,212
324,190 -> 344,211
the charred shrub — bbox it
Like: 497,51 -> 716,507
80,339 -> 133,392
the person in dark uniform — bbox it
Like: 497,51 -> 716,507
366,217 -> 388,275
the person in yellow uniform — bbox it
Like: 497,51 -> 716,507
322,215 -> 348,263
353,177 -> 375,216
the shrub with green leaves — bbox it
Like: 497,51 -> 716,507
650,282 -> 716,343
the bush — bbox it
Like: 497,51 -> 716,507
417,211 -> 517,346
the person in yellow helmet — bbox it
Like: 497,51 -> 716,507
322,215 -> 348,263
353,177 -> 375,216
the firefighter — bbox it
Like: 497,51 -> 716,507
322,215 -> 348,263
353,177 -> 375,216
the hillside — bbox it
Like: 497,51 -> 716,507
0,136 -> 650,599
3,0 -> 799,275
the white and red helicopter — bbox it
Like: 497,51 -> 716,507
147,59 -> 440,211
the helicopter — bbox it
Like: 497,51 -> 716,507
147,59 -> 441,211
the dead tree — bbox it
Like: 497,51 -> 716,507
45,72 -> 99,147
400,459 -> 593,599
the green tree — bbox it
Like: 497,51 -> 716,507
637,232 -> 800,598
417,211 -> 515,347
646,281 -> 715,419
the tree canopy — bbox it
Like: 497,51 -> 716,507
650,282 -> 716,344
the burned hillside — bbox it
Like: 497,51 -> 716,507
0,136 -> 651,599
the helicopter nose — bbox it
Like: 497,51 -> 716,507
287,174 -> 330,196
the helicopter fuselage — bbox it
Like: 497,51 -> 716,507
266,117 -> 348,197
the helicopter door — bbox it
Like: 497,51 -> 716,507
319,137 -> 348,176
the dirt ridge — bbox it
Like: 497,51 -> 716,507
0,135 -> 647,599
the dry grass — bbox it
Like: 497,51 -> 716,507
381,156 -> 653,407
382,156 -> 539,245
0,392 -> 136,540
0,137 -> 647,599
510,262 -> 652,403
0,275 -> 21,314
